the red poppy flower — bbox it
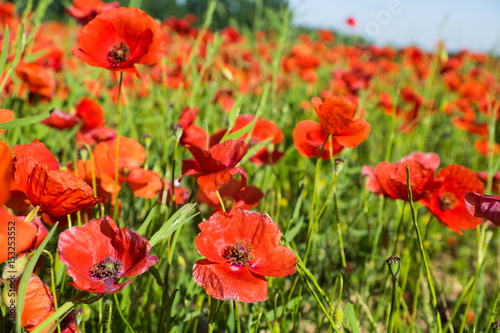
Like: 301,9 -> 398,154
41,108 -> 80,130
346,16 -> 356,27
0,140 -> 12,206
465,193 -> 500,226
367,152 -> 442,201
58,215 -> 158,294
20,275 -> 55,332
421,165 -> 484,234
0,109 -> 14,135
178,106 -> 208,149
230,115 -> 285,165
197,178 -> 263,212
193,208 -> 296,303
93,137 -> 162,198
75,97 -> 105,131
66,0 -> 119,25
15,62 -> 56,102
293,120 -> 345,160
311,95 -> 370,148
0,209 -> 48,263
181,139 -> 249,192
71,7 -> 166,78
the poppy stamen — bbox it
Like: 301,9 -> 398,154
107,41 -> 130,67
437,193 -> 457,211
223,240 -> 253,267
89,256 -> 123,279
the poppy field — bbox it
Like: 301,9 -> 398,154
1,0 -> 500,332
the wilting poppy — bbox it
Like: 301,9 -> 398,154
193,208 -> 296,303
365,152 -> 442,201
58,215 -> 158,294
421,165 -> 484,234
197,178 -> 263,212
311,95 -> 370,148
465,193 -> 500,226
71,7 -> 166,78
93,136 -> 163,198
293,120 -> 345,160
66,0 -> 119,25
181,139 -> 249,192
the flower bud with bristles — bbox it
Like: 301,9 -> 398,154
386,255 -> 401,278
2,256 -> 28,280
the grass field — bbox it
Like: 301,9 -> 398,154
1,0 -> 500,332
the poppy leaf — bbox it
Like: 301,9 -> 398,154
16,222 -> 59,333
137,205 -> 158,236
149,203 -> 197,247
220,121 -> 253,143
0,111 -> 51,130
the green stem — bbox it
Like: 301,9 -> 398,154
486,286 -> 500,333
216,190 -> 226,212
113,72 -> 124,224
234,301 -> 241,333
107,301 -> 113,333
388,276 -> 397,333
43,250 -> 61,333
114,293 -> 135,332
406,165 -> 442,333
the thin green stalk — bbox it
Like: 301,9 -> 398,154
216,190 -> 226,212
234,301 -> 241,333
333,192 -> 346,268
114,294 -> 135,333
486,286 -> 500,333
113,72 -> 124,224
406,165 -> 442,332
106,301 -> 113,333
391,202 -> 407,254
43,250 -> 61,333
388,276 -> 397,333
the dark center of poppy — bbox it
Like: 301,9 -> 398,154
120,167 -> 131,177
437,192 -> 457,211
223,240 -> 253,267
89,256 -> 123,279
107,42 -> 130,68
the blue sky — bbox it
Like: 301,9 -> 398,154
289,0 -> 500,54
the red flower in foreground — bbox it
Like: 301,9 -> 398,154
311,96 -> 370,148
71,7 -> 166,78
293,120 -> 344,160
465,193 -> 500,226
364,152 -> 442,201
181,139 -> 249,192
66,0 -> 119,25
193,208 -> 296,303
421,165 -> 484,234
58,215 -> 158,294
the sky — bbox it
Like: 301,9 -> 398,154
289,0 -> 500,54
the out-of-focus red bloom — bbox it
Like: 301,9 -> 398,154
214,89 -> 235,112
0,109 -> 14,135
421,165 -> 484,234
465,192 -> 500,226
160,181 -> 190,205
197,178 -> 263,212
0,1 -> 18,27
452,117 -> 488,138
58,215 -> 158,294
229,115 -> 284,165
193,208 -> 296,303
317,29 -> 334,43
41,108 -> 80,130
71,7 -> 166,78
311,96 -> 370,148
178,106 -> 208,149
474,140 -> 500,157
293,120 -> 345,160
15,62 -> 56,102
93,137 -> 162,198
0,210 -> 48,263
181,139 -> 249,192
76,97 -> 105,131
20,275 -> 55,332
346,17 -> 356,27
66,0 -> 119,25
365,152 -> 442,201
0,140 -> 12,205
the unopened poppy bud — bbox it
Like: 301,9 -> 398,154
82,304 -> 91,322
334,306 -> 344,326
143,134 -> 152,148
75,308 -> 84,325
492,320 -> 500,332
386,255 -> 401,278
173,124 -> 183,141
1,284 -> 15,308
2,256 -> 28,280
335,158 -> 345,175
